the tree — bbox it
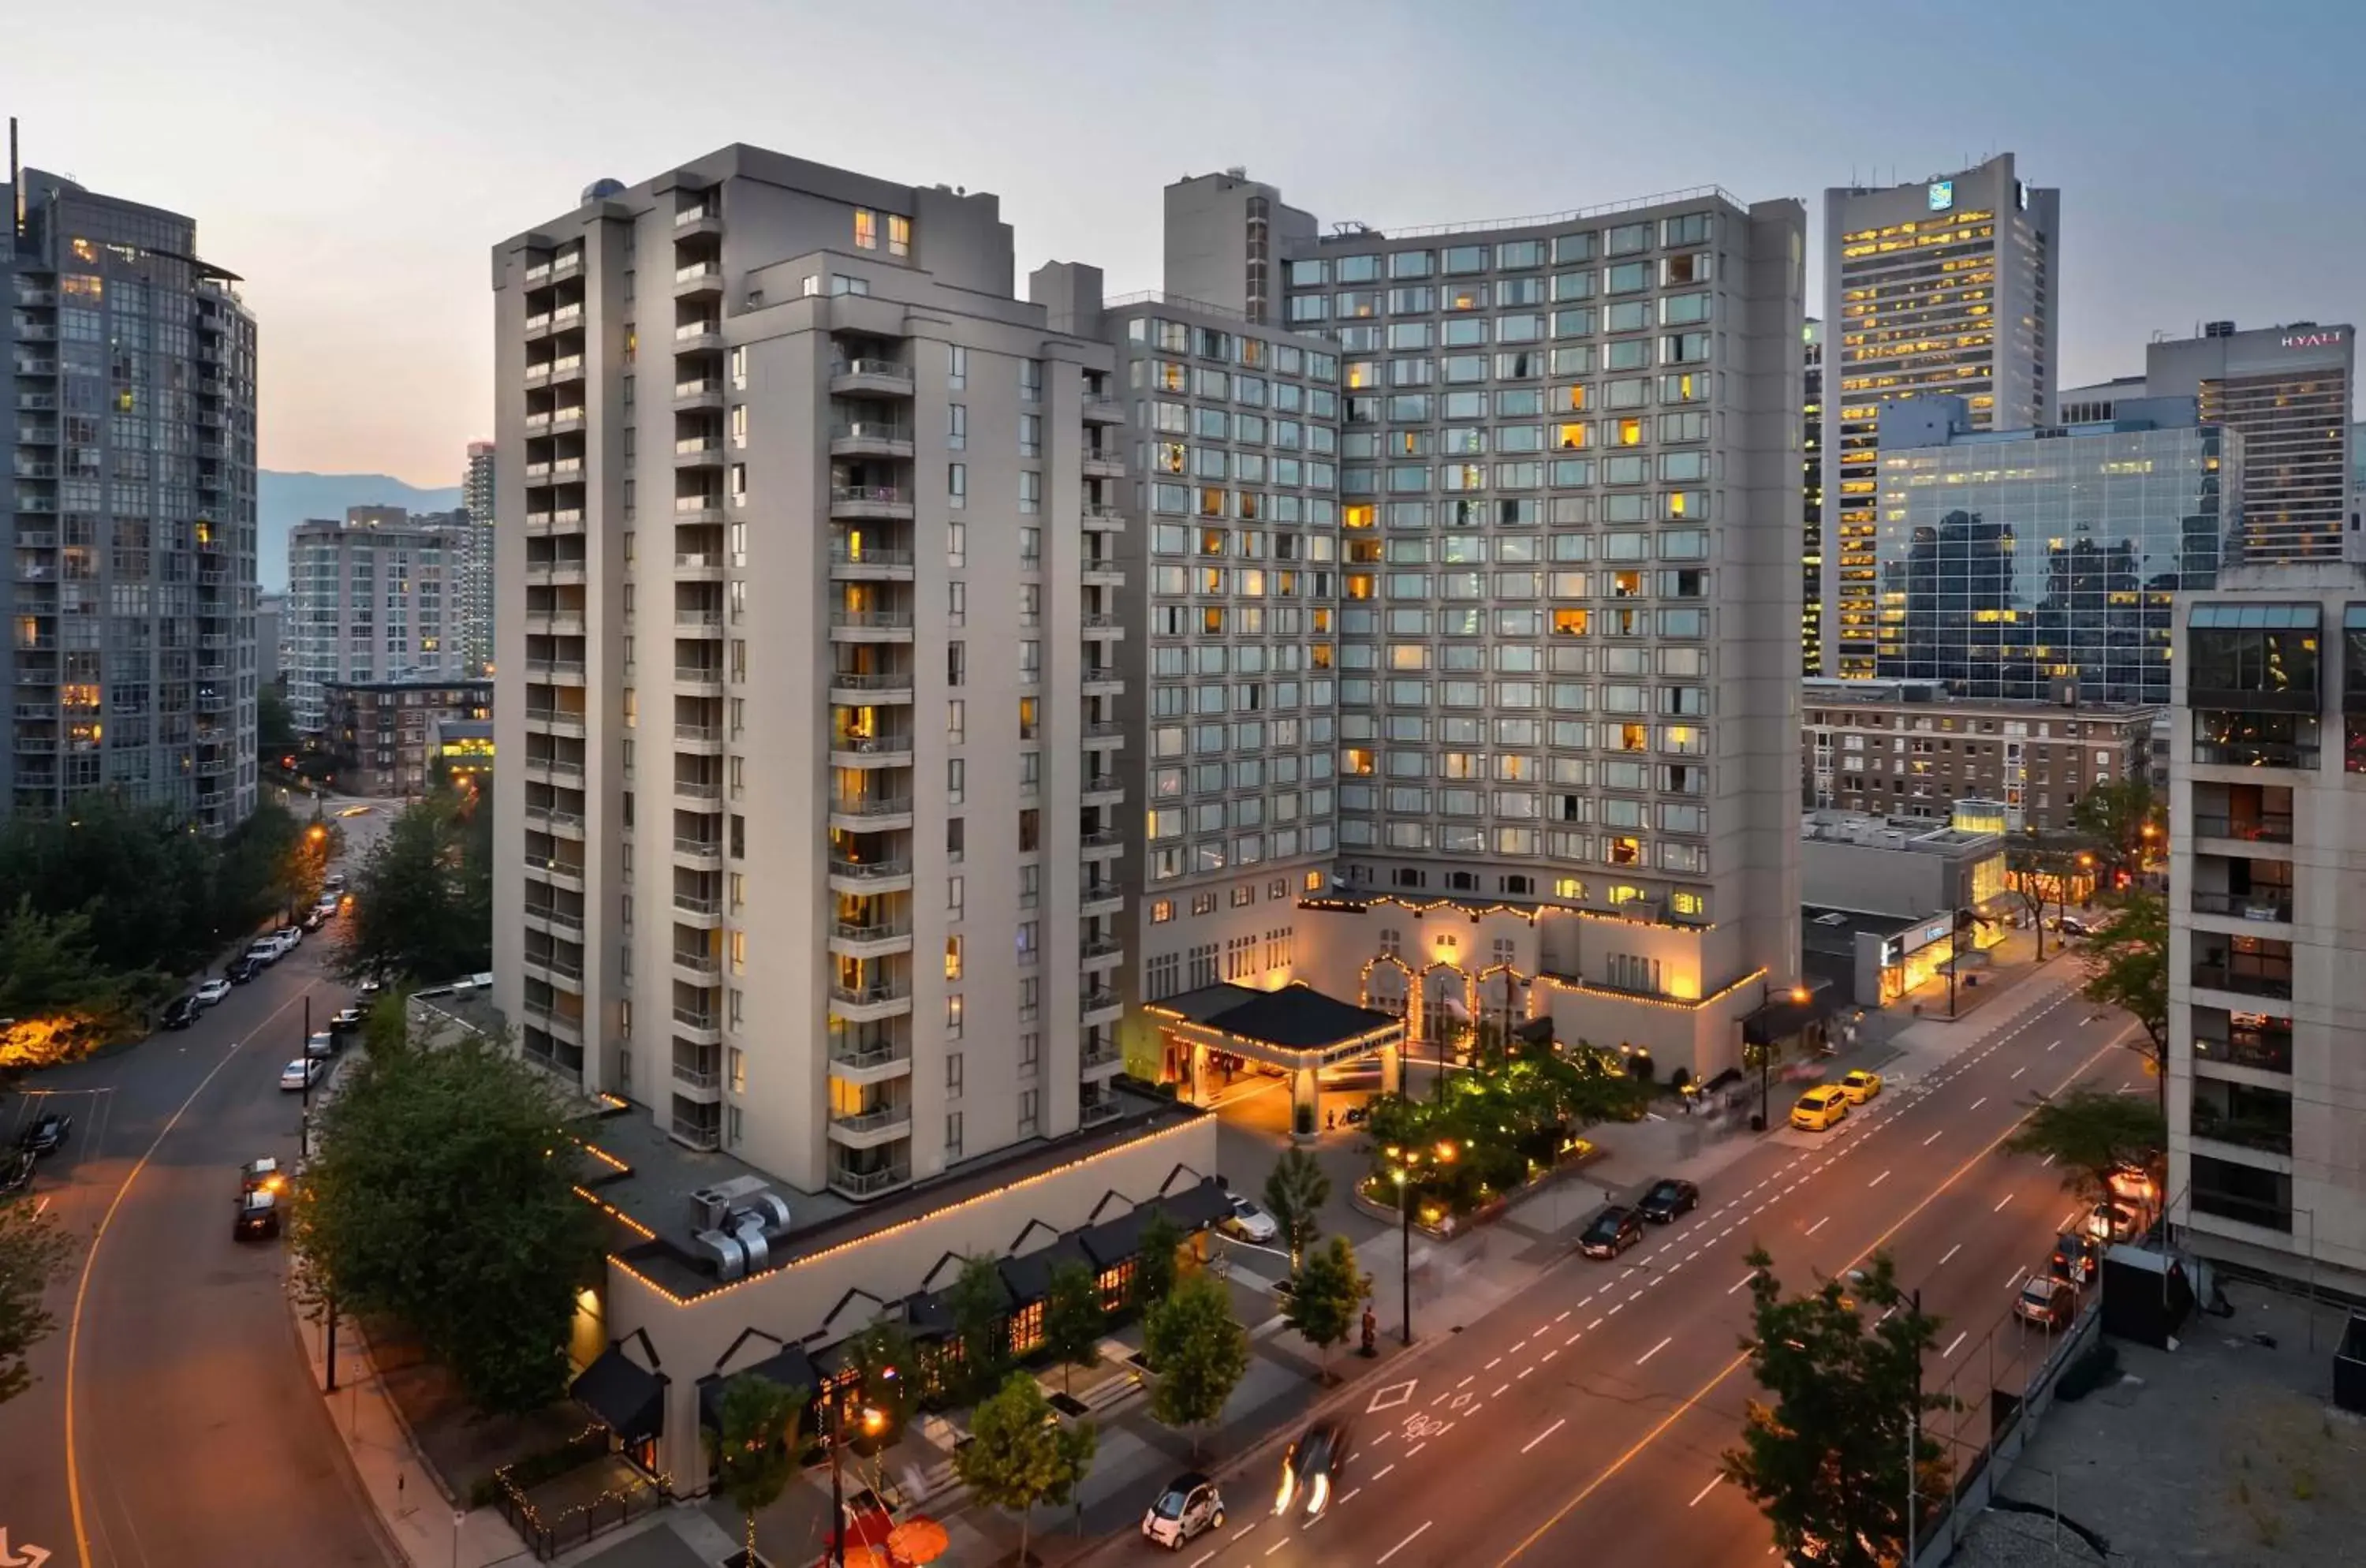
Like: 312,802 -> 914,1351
707,1371 -> 804,1567
1041,1260 -> 1105,1396
0,1196 -> 75,1406
945,1253 -> 1013,1406
1261,1146 -> 1331,1267
2005,1087 -> 2166,1203
1722,1249 -> 1955,1567
1129,1208 -> 1185,1316
954,1371 -> 1096,1568
845,1316 -> 920,1438
287,1035 -> 603,1416
1281,1235 -> 1368,1382
2069,776 -> 2162,874
257,685 -> 297,756
1143,1271 -> 1249,1456
338,793 -> 492,984
2082,889 -> 2167,1104
2004,838 -> 2088,958
0,897 -> 149,1069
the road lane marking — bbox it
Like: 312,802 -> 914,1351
1518,1365 -> 1536,1379
1543,1348 -> 1558,1363
1340,1488 -> 1360,1506
1730,1272 -> 1756,1295
1266,1540 -> 1287,1555
1374,1463 -> 1396,1481
1943,1330 -> 1969,1358
1494,1032 -> 2130,1568
1637,1335 -> 1674,1366
1970,1096 -> 1987,1111
1689,1474 -> 1724,1508
1923,1129 -> 1944,1146
1407,1440 -> 1428,1458
1522,1417 -> 1567,1454
1189,1552 -> 1214,1568
1870,1169 -> 1891,1189
1230,1521 -> 1258,1540
2042,1152 -> 2056,1167
1554,1310 -> 1571,1323
1379,1521 -> 1434,1564
1457,1376 -> 1473,1388
2011,1066 -> 2027,1079
1995,1194 -> 2013,1212
1940,1243 -> 1962,1267
2006,1265 -> 2026,1288
1607,1303 -> 1624,1317
1804,1215 -> 1829,1236
1495,1383 -> 1510,1397
1566,1332 -> 1582,1346
1487,1357 -> 1502,1370
1589,1316 -> 1605,1330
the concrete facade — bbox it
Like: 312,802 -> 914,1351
1820,155 -> 2060,678
4,167 -> 259,834
2166,562 -> 2366,1297
287,508 -> 471,732
459,439 -> 496,676
1798,809 -> 2006,922
320,678 -> 492,797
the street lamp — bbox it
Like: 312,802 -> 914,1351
829,1402 -> 887,1568
1390,1141 -> 1454,1346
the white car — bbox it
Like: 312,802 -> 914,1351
279,1058 -> 324,1092
194,979 -> 233,1006
1223,1196 -> 1280,1245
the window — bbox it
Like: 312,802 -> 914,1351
946,344 -> 967,388
947,404 -> 967,449
1018,359 -> 1043,402
945,1112 -> 962,1160
946,994 -> 965,1037
1018,1088 -> 1040,1139
854,208 -> 878,250
1018,472 -> 1041,513
889,214 -> 912,257
947,461 -> 967,509
944,936 -> 963,980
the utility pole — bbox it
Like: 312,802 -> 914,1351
299,994 -> 313,1155
1906,1285 -> 1923,1564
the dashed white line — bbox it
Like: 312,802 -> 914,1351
1607,1303 -> 1624,1318
1629,1287 -> 1648,1302
2006,1265 -> 2026,1289
1518,1365 -> 1536,1379
1804,1216 -> 1830,1237
1457,1375 -> 1473,1388
1940,1243 -> 1962,1267
1566,1331 -> 1583,1346
2010,1066 -> 2027,1079
1922,1129 -> 1944,1147
1970,1096 -> 1988,1111
1869,1169 -> 1891,1189
1730,1271 -> 1756,1295
1523,1417 -> 1568,1453
1543,1348 -> 1558,1364
1637,1335 -> 1674,1366
2042,1152 -> 2057,1167
1340,1488 -> 1361,1506
1378,1521 -> 1435,1564
1554,1310 -> 1571,1323
1266,1539 -> 1288,1556
1407,1440 -> 1429,1458
1494,1383 -> 1510,1398
1689,1474 -> 1724,1508
1373,1462 -> 1396,1482
1230,1521 -> 1259,1541
1486,1357 -> 1502,1371
1943,1330 -> 1969,1358
1995,1194 -> 2013,1213
1189,1551 -> 1215,1568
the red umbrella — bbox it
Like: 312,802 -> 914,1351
886,1517 -> 951,1565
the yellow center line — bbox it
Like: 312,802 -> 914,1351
1495,1031 -> 2126,1566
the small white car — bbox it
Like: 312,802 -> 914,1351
194,979 -> 233,1007
279,1058 -> 324,1092
1142,1473 -> 1225,1550
1223,1195 -> 1279,1245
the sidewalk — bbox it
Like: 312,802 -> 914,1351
293,1286 -> 536,1568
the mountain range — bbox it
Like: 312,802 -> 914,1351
257,471 -> 465,593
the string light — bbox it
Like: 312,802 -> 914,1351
1301,893 -> 1717,935
1534,965 -> 1768,1013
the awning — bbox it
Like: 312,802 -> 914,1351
998,1233 -> 1093,1305
1157,1176 -> 1233,1233
571,1344 -> 666,1446
696,1344 -> 819,1432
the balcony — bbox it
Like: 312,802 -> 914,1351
523,949 -> 584,985
830,919 -> 914,960
1080,447 -> 1125,478
830,483 -> 914,521
829,358 -> 915,398
828,542 -> 915,581
1081,827 -> 1123,854
2191,961 -> 2293,1002
830,420 -> 916,459
1081,667 -> 1123,696
525,805 -> 587,838
524,853 -> 585,887
1080,395 -> 1125,425
524,312 -> 554,342
674,608 -> 725,633
672,495 -> 726,524
1080,614 -> 1122,639
828,670 -> 915,703
674,377 -> 725,411
550,405 -> 587,434
674,551 -> 726,581
523,754 -> 586,782
1081,555 -> 1125,586
674,721 -> 724,751
1080,1099 -> 1124,1128
673,1006 -> 722,1043
522,902 -> 585,935
1080,935 -> 1124,963
673,262 -> 724,298
670,1117 -> 723,1152
1081,775 -> 1125,806
827,1102 -> 913,1145
829,793 -> 914,828
548,354 -> 585,385
525,657 -> 587,685
672,319 -> 725,354
1082,1035 -> 1123,1070
830,734 -> 912,767
524,608 -> 585,637
1081,985 -> 1122,1021
830,608 -> 915,640
2192,812 -> 2295,846
1082,720 -> 1125,748
830,1029 -> 912,1078
673,663 -> 726,693
828,1161 -> 912,1200
673,890 -> 723,925
670,1059 -> 721,1096
827,982 -> 913,1023
1080,880 -> 1122,915
671,947 -> 722,982
671,777 -> 724,812
2190,1085 -> 2294,1156
2190,888 -> 2293,924
1080,503 -> 1126,532
672,835 -> 723,864
2192,1014 -> 2293,1074
827,857 -> 913,893
674,438 -> 725,469
673,204 -> 723,238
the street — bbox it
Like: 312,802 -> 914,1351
1106,983 -> 2147,1568
0,898 -> 390,1566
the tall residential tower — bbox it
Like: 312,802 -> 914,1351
460,439 -> 496,674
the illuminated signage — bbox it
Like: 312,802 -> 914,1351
2281,330 -> 2345,349
1927,181 -> 1954,212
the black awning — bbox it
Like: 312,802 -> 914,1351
1079,1207 -> 1149,1271
1744,979 -> 1843,1047
1157,1176 -> 1233,1234
998,1233 -> 1092,1305
696,1345 -> 819,1432
572,1344 -> 666,1446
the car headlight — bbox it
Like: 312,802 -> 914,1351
1276,1469 -> 1295,1514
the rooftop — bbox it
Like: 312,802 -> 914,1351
1801,905 -> 1924,957
1148,981 -> 1401,1051
1802,811 -> 2002,857
1801,678 -> 2157,719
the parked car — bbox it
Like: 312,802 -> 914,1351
1838,1069 -> 1883,1104
1142,1472 -> 1225,1550
325,872 -> 347,892
1274,1421 -> 1349,1518
240,1155 -> 287,1195
244,941 -> 280,969
356,977 -> 384,1002
1635,1178 -> 1700,1224
1791,1085 -> 1852,1132
328,1006 -> 366,1036
0,1148 -> 34,1195
2050,1231 -> 2100,1286
1222,1195 -> 1280,1245
226,955 -> 264,985
304,1031 -> 338,1060
2055,914 -> 2094,938
2084,1200 -> 2144,1244
18,1111 -> 71,1156
195,978 -> 233,1007
300,906 -> 329,932
279,1058 -> 324,1092
161,995 -> 203,1031
234,1185 -> 282,1241
274,924 -> 304,950
1579,1206 -> 1644,1260
2014,1274 -> 2077,1330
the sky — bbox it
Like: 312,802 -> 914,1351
5,0 -> 2362,487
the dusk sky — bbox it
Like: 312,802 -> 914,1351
6,0 -> 2360,487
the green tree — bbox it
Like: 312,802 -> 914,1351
1041,1260 -> 1105,1396
2069,776 -> 2162,873
1143,1271 -> 1249,1457
256,685 -> 298,756
845,1316 -> 920,1437
2082,889 -> 2167,1103
2006,1087 -> 2166,1203
954,1371 -> 1096,1568
0,1195 -> 75,1406
945,1253 -> 1013,1405
707,1371 -> 804,1566
2004,838 -> 2089,958
1281,1236 -> 1369,1382
1261,1145 -> 1331,1267
287,1035 -> 603,1416
1722,1249 -> 1955,1567
0,897 -> 150,1069
339,793 -> 492,984
1129,1208 -> 1185,1316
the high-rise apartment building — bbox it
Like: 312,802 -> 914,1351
2141,321 -> 2352,566
1155,171 -> 1808,1081
4,166 -> 259,832
1803,316 -> 1823,673
460,439 -> 496,674
287,507 -> 468,732
1820,155 -> 2059,677
1872,394 -> 2234,705
2166,560 -> 2366,1298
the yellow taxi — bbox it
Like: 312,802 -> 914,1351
1838,1069 -> 1883,1105
1791,1085 -> 1853,1132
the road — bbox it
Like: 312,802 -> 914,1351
0,920 -> 390,1567
1118,978 -> 2147,1568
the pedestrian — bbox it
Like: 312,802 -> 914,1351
1326,1108 -> 1336,1131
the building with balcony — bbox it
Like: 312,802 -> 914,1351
1802,678 -> 2159,833
320,678 -> 491,797
1819,155 -> 2060,678
1802,316 -> 1823,674
459,439 -> 496,676
3,164 -> 259,833
287,507 -> 471,732
2166,562 -> 2366,1298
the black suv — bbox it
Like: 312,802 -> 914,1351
19,1111 -> 72,1156
226,954 -> 264,984
1580,1206 -> 1644,1259
161,995 -> 203,1031
1635,1178 -> 1700,1224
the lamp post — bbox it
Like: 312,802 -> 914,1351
299,994 -> 313,1156
829,1402 -> 886,1568
1390,1141 -> 1454,1346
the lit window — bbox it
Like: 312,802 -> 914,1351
853,209 -> 878,250
945,936 -> 963,980
889,215 -> 912,257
